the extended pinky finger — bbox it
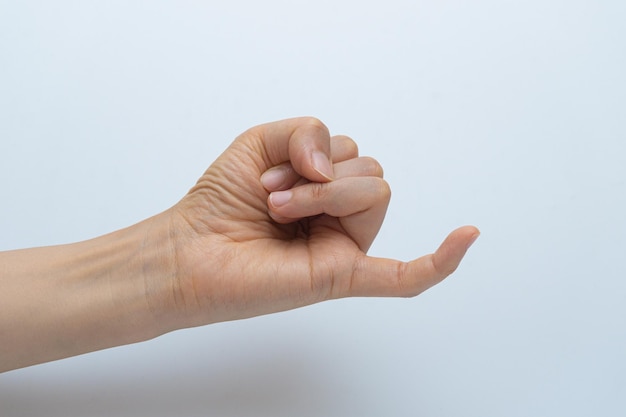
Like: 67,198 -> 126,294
341,226 -> 480,298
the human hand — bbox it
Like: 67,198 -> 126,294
156,117 -> 479,329
0,117 -> 479,371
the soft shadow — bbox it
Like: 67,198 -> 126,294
0,348 -> 344,417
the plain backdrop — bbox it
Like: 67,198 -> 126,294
1,1 -> 625,416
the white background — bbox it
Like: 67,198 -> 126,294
1,1 -> 625,416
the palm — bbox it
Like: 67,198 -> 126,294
173,140 -> 364,323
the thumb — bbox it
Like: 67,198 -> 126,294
244,117 -> 334,182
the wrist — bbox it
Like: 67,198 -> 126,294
0,213 -> 179,371
98,212 -> 183,340
52,216 -> 179,358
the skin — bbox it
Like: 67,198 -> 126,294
0,117 -> 479,372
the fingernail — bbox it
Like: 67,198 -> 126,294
270,190 -> 292,207
466,232 -> 480,250
260,168 -> 286,190
312,151 -> 334,181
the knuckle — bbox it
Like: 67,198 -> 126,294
392,261 -> 420,298
309,182 -> 327,201
332,135 -> 359,157
360,156 -> 384,177
373,177 -> 391,202
299,116 -> 329,135
431,255 -> 457,280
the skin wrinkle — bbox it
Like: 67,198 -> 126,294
141,220 -> 157,320
298,219 -> 327,302
428,254 -> 443,291
432,239 -> 459,279
163,212 -> 220,322
309,182 -> 328,210
325,258 -> 337,301
171,253 -> 187,318
395,261 -> 409,297
189,170 -> 259,238
187,248 -> 202,318
346,254 -> 359,299
307,240 -> 316,299
311,220 -> 348,300
187,241 -> 238,325
256,132 -> 281,170
317,250 -> 336,303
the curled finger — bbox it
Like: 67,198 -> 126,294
261,156 -> 383,192
267,176 -> 391,250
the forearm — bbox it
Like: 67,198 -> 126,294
0,217 -> 175,372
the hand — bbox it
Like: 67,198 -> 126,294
159,117 -> 479,328
0,116 -> 479,371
